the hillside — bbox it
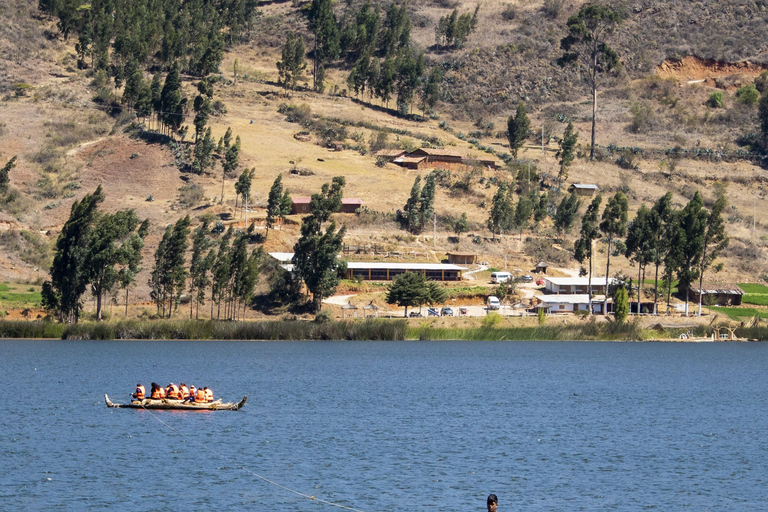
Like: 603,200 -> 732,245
1,0 -> 768,316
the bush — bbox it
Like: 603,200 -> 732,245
736,84 -> 759,105
628,101 -> 656,133
542,0 -> 564,18
707,91 -> 724,108
178,183 -> 204,207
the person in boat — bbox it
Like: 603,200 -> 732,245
166,382 -> 182,400
132,384 -> 145,401
150,382 -> 166,399
487,494 -> 498,512
179,383 -> 190,399
204,387 -> 214,402
195,386 -> 207,402
184,385 -> 197,402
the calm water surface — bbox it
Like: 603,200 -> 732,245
1,340 -> 766,511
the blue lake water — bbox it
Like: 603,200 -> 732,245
1,340 -> 766,511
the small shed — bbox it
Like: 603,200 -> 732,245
534,261 -> 548,274
341,302 -> 358,319
688,283 -> 744,306
569,184 -> 599,196
446,252 -> 477,265
340,198 -> 364,213
291,197 -> 364,215
290,197 -> 312,215
375,149 -> 407,162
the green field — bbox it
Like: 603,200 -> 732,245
709,306 -> 768,320
641,279 -> 678,295
737,283 -> 768,294
0,283 -> 43,310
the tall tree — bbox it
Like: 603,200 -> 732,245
403,176 -> 422,234
487,182 -> 512,240
188,218 -> 214,319
420,65 -> 441,114
277,32 -> 307,92
221,134 -> 240,203
160,61 -> 185,136
553,191 -> 581,236
613,285 -> 629,324
85,209 -> 148,321
625,204 -> 654,316
149,215 -> 191,318
507,102 -> 530,159
418,172 -> 436,230
292,177 -> 347,311
697,195 -> 729,316
558,5 -> 622,159
673,192 -> 707,315
556,122 -> 577,189
266,174 -> 285,236
42,186 -> 105,323
574,194 -> 602,314
308,0 -> 340,92
650,192 -> 674,313
234,167 -> 254,213
759,88 -> 768,147
193,78 -> 213,144
599,191 -> 628,302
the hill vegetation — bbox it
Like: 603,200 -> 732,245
1,0 -> 768,322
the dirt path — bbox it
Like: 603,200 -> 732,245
323,294 -> 358,305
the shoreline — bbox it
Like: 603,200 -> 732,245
1,318 -> 765,342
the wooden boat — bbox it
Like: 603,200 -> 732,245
105,394 -> 247,411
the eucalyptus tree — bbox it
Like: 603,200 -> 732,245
558,4 -> 622,159
599,191 -> 628,297
650,192 -> 675,313
696,195 -> 728,315
574,194 -> 602,314
556,122 -> 577,189
149,215 -> 191,318
625,204 -> 654,315
507,102 -> 530,159
673,192 -> 707,315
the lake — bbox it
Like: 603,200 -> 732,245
1,340 -> 766,511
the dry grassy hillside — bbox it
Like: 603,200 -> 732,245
1,0 -> 768,309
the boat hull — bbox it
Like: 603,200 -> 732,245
105,394 -> 247,411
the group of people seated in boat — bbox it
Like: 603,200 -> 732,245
132,383 -> 214,403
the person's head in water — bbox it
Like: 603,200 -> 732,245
487,494 -> 498,512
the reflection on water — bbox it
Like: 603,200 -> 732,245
1,340 -> 767,511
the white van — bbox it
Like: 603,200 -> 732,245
487,296 -> 501,310
490,271 -> 512,284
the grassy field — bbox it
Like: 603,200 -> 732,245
737,283 -> 768,294
709,307 -> 768,320
736,283 -> 768,305
0,283 -> 43,311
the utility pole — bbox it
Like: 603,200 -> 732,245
542,124 -> 545,154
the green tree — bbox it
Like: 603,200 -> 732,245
487,182 -> 512,240
673,192 -> 707,314
556,122 -> 577,189
193,78 -> 213,144
292,178 -> 348,311
234,167 -> 254,212
42,186 -> 105,323
221,134 -> 241,203
160,61 -> 185,136
0,156 -> 17,195
85,209 -> 148,321
613,285 -> 629,324
553,191 -> 580,236
454,212 -> 469,236
277,32 -> 307,92
696,194 -> 728,316
308,0 -> 340,92
625,204 -> 654,316
192,127 -> 216,174
386,271 -> 429,317
418,172 -> 436,230
650,192 -> 675,313
266,174 -> 286,236
149,215 -> 191,318
507,102 -> 530,159
736,84 -> 759,105
599,191 -> 628,300
210,227 -> 233,319
402,175 -> 422,233
187,218 -> 214,319
420,66 -> 441,114
558,5 -> 622,159
574,194 -> 602,314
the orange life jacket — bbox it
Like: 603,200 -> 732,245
167,384 -> 181,399
189,386 -> 197,398
158,387 -> 167,398
205,388 -> 214,402
180,385 -> 189,398
195,389 -> 206,402
135,385 -> 145,400
151,387 -> 162,399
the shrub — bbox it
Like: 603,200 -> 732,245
178,183 -> 204,207
707,91 -> 724,108
482,312 -> 502,328
542,0 -> 564,18
628,101 -> 656,133
736,84 -> 759,105
501,4 -> 515,20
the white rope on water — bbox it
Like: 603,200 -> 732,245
139,403 -> 368,512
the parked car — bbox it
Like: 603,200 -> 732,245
487,296 -> 501,310
408,311 -> 422,318
490,271 -> 513,283
518,275 -> 534,283
441,307 -> 454,317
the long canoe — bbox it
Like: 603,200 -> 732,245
105,394 -> 247,411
